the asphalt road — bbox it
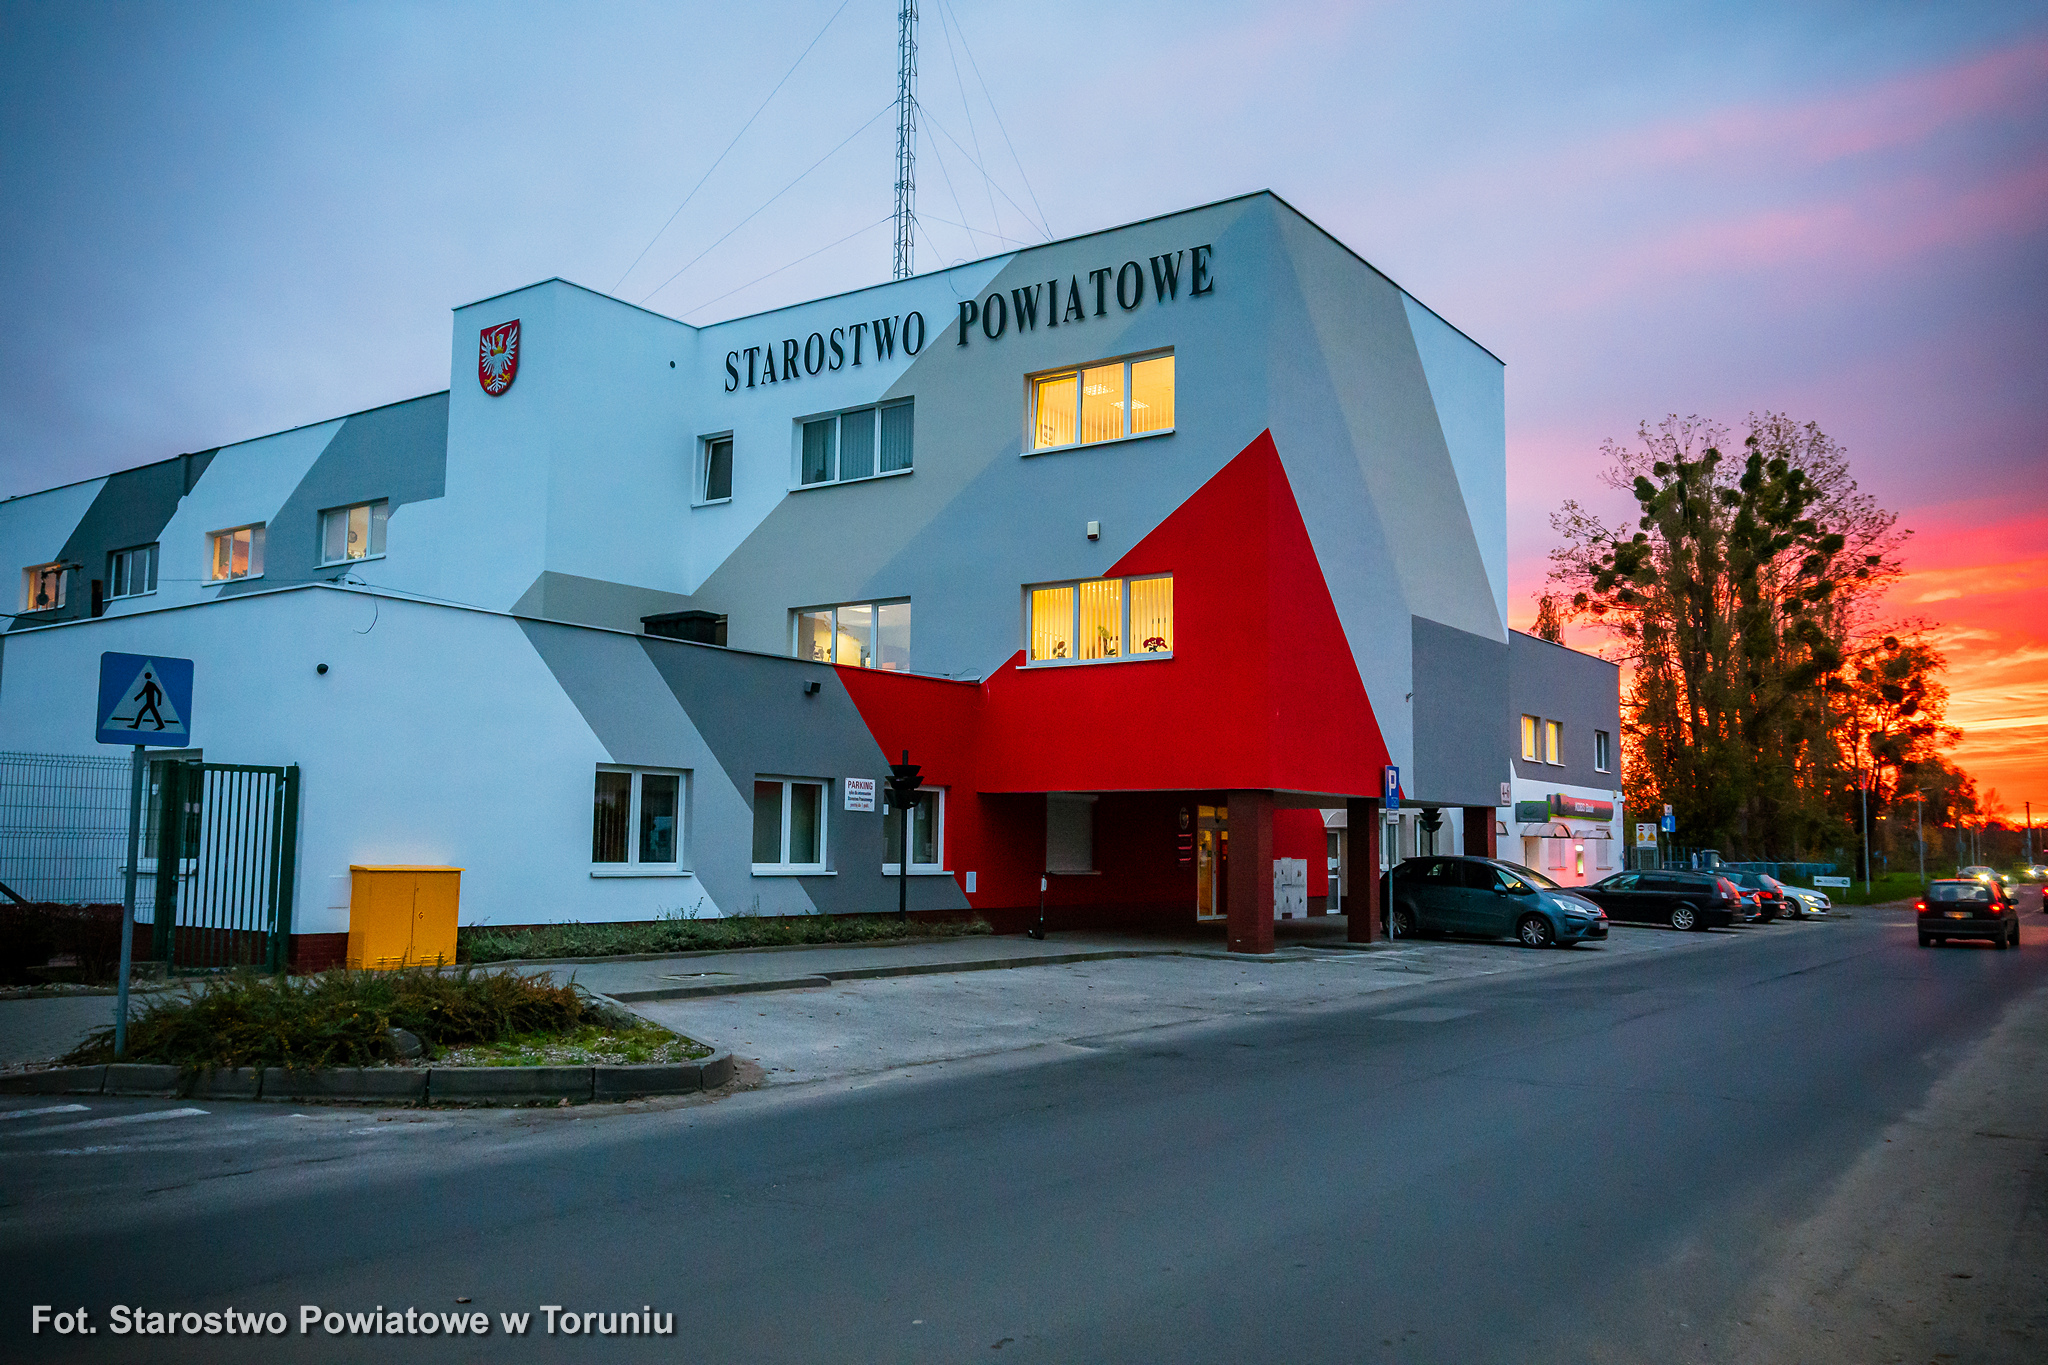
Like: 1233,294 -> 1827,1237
4,900 -> 2044,1363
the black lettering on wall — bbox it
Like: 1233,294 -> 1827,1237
744,346 -> 761,388
873,316 -> 898,360
903,310 -> 926,354
1150,251 -> 1182,302
1089,267 -> 1112,317
957,299 -> 979,346
1116,261 -> 1143,310
829,327 -> 845,369
1191,243 -> 1214,295
804,332 -> 825,375
1011,283 -> 1041,331
725,352 -> 740,392
781,338 -> 801,380
1063,277 -> 1085,324
852,320 -> 870,365
982,292 -> 1007,340
1046,280 -> 1060,327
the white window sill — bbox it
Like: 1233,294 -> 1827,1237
791,467 -> 912,494
751,867 -> 836,877
881,867 -> 952,876
589,867 -> 693,878
209,575 -> 263,585
1024,651 -> 1173,669
321,553 -> 386,569
692,496 -> 733,509
1022,428 -> 1174,459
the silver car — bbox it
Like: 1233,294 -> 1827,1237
1781,884 -> 1830,917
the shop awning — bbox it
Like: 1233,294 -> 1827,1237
1518,822 -> 1573,838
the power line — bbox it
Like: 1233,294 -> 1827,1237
681,214 -> 895,319
941,0 -> 1050,240
638,100 -> 894,307
919,106 -> 1046,246
612,0 -> 853,294
933,2 -> 1002,245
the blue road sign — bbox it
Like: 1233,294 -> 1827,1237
96,653 -> 194,747
1660,814 -> 1676,833
1383,765 -> 1401,808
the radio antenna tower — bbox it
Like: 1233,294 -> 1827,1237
892,0 -> 917,279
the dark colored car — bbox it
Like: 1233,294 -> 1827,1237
1917,879 -> 2020,948
1726,870 -> 1789,921
1383,856 -> 1609,948
1579,870 -> 1741,931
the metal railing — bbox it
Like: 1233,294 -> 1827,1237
0,751 -> 153,914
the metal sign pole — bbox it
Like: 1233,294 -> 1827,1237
113,744 -> 144,1058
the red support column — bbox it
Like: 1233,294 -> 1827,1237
1226,790 -> 1276,954
1464,807 -> 1497,860
1346,797 -> 1381,943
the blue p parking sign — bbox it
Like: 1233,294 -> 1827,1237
96,653 -> 194,747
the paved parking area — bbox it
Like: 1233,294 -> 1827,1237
631,918 -> 1778,1087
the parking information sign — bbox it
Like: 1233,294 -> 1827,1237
1383,765 -> 1401,808
843,777 -> 876,812
96,653 -> 194,747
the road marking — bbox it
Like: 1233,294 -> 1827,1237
0,1104 -> 91,1121
1377,1006 -> 1478,1022
6,1107 -> 207,1137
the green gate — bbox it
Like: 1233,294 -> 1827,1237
149,761 -> 301,972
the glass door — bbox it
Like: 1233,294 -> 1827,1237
1195,805 -> 1228,921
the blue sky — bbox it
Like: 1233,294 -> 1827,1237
3,0 -> 2044,798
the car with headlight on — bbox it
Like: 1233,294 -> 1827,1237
1382,856 -> 1608,948
1917,878 -> 2019,948
1961,865 -> 2013,889
1780,884 -> 1830,917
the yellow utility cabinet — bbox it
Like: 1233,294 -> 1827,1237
346,866 -> 461,970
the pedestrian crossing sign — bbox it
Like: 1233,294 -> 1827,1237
96,652 -> 194,747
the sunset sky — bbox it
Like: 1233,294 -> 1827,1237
2,1 -> 2041,814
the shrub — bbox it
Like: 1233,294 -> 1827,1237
61,966 -> 583,1070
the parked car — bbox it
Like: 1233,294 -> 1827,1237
1382,856 -> 1609,948
1726,870 -> 1789,921
1579,869 -> 1742,930
1780,884 -> 1831,916
1917,879 -> 2020,948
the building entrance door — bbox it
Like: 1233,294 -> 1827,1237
1195,805 -> 1229,921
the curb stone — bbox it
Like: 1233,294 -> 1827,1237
2,1055 -> 733,1105
261,1067 -> 428,1103
0,1065 -> 107,1095
103,1064 -> 183,1097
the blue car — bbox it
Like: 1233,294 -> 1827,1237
1383,856 -> 1609,948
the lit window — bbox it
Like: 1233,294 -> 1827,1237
701,434 -> 733,502
20,562 -> 69,613
108,544 -> 157,600
1594,729 -> 1612,772
753,778 -> 828,872
800,400 -> 913,487
591,768 -> 684,870
1030,351 -> 1174,452
793,599 -> 910,671
883,787 -> 944,872
1544,720 -> 1563,765
1520,715 -> 1538,762
209,525 -> 265,581
1027,574 -> 1173,664
320,501 -> 388,566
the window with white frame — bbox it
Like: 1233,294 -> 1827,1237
753,778 -> 828,872
794,600 -> 910,671
1594,729 -> 1612,772
1544,720 -> 1563,765
591,768 -> 684,870
800,399 -> 912,487
883,787 -> 943,872
20,562 -> 69,613
1029,351 -> 1174,452
700,434 -> 734,503
1520,714 -> 1539,762
320,501 -> 389,566
1027,574 -> 1173,664
108,544 -> 157,600
208,524 -> 265,581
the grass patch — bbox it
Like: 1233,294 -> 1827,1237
1823,870 -> 1939,907
460,911 -> 992,963
60,966 -> 600,1071
432,1023 -> 711,1068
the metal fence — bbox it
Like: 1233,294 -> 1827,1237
0,750 -> 153,915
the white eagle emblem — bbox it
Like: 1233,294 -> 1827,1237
478,320 -> 520,396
